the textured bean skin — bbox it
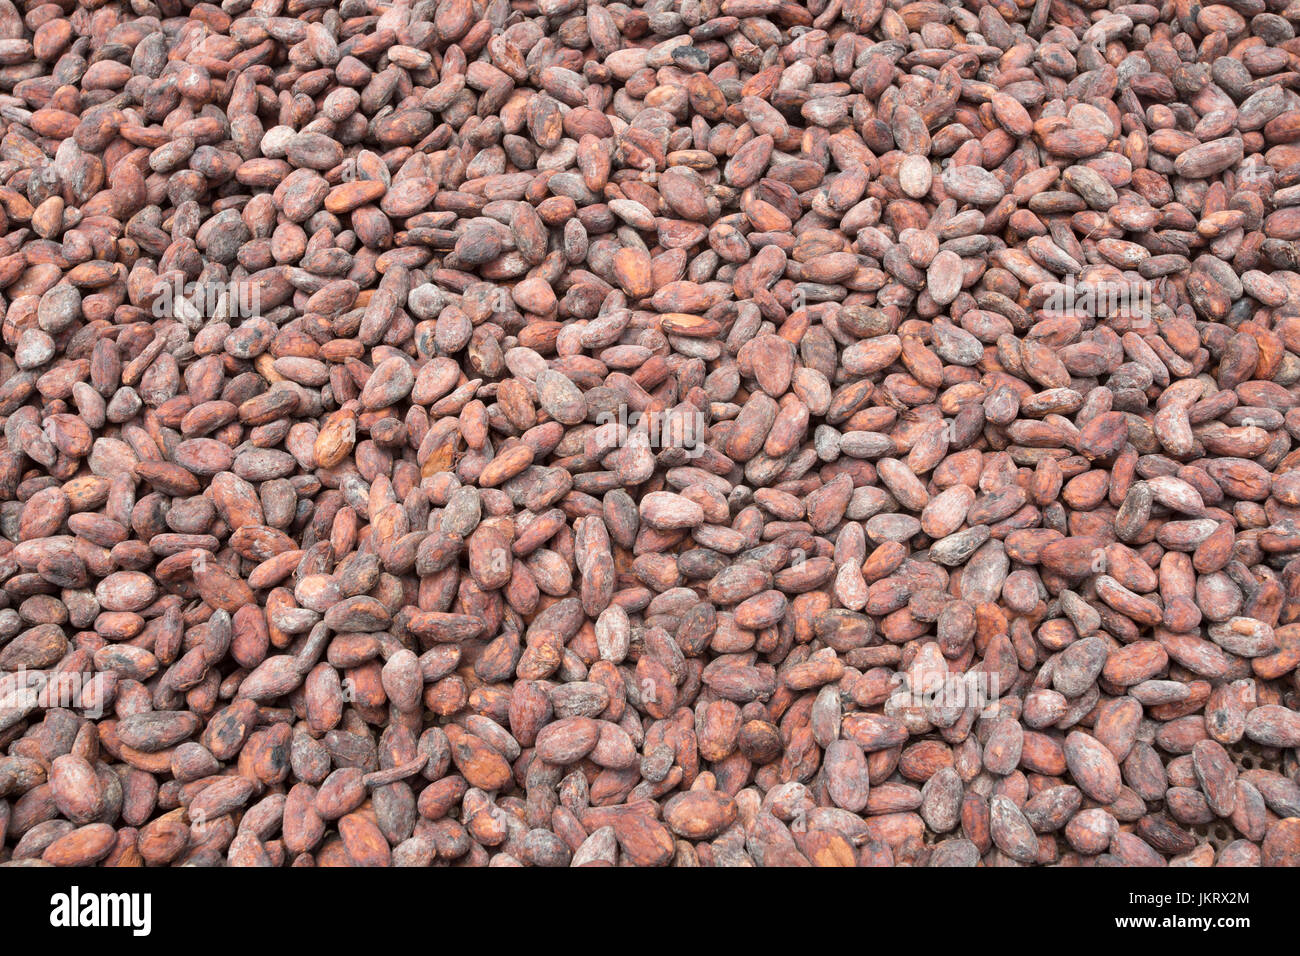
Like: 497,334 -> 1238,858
0,0 -> 1298,872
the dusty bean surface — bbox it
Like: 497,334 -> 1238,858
0,0 -> 1299,868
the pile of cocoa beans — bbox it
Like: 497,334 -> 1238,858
1,0 -> 1300,868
